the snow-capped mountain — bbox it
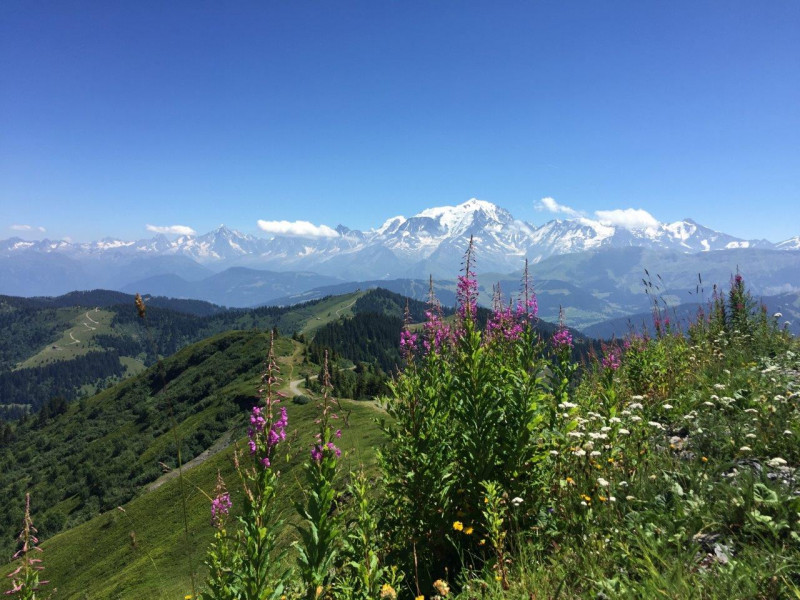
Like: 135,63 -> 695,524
2,199 -> 797,288
777,236 -> 800,251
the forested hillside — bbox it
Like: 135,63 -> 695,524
0,331 -> 297,558
0,291 -> 364,416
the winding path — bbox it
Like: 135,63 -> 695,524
146,430 -> 233,492
335,297 -> 359,318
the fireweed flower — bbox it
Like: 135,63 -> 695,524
209,471 -> 232,528
7,494 -> 50,597
551,327 -> 573,351
552,307 -> 573,352
399,328 -> 418,355
457,272 -> 478,321
423,308 -> 452,353
247,335 -> 289,470
210,493 -> 232,528
457,236 -> 478,321
601,346 -> 622,371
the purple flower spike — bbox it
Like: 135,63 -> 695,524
551,327 -> 573,351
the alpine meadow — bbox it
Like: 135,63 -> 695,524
2,2 -> 800,599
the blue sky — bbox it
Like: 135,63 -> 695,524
1,1 -> 798,242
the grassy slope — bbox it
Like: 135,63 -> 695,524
18,308 -> 116,369
294,291 -> 365,336
0,331 -> 304,556
1,394 -> 384,600
2,291 -> 367,406
0,290 -> 395,597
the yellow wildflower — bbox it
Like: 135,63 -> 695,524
380,583 -> 397,599
433,579 -> 450,596
565,477 -> 575,485
452,521 -> 463,531
701,456 -> 708,462
464,526 -> 473,535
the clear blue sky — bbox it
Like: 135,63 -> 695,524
1,1 -> 798,242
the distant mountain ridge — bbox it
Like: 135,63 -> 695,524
2,200 -> 799,315
3,199 -> 795,282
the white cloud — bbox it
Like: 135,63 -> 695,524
10,224 -> 47,233
535,197 -> 584,218
257,219 -> 339,238
146,224 -> 197,235
594,208 -> 660,230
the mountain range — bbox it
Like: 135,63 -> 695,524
2,199 -> 799,326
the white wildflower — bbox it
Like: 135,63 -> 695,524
597,477 -> 610,487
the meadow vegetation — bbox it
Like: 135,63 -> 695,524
3,242 -> 799,599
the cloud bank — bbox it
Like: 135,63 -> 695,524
535,197 -> 584,218
257,219 -> 339,238
535,198 -> 663,231
594,208 -> 660,230
10,224 -> 46,232
146,224 -> 197,235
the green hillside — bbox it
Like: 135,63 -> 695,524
0,397 -> 383,599
0,290 -> 364,417
0,330 -> 304,558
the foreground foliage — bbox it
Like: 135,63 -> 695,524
4,246 -> 799,598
